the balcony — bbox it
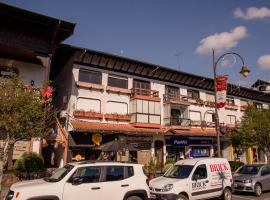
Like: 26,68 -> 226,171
131,88 -> 160,102
164,117 -> 191,129
163,93 -> 190,105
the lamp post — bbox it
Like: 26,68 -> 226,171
212,49 -> 250,158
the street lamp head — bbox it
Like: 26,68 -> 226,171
239,66 -> 250,77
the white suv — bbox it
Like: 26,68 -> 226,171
6,161 -> 150,200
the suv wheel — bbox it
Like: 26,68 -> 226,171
222,188 -> 232,200
127,196 -> 143,200
255,183 -> 262,197
176,194 -> 188,200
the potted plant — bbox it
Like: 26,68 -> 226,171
147,157 -> 159,180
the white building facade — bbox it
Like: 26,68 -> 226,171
52,45 -> 270,166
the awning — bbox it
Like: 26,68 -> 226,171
169,128 -> 217,137
71,120 -> 166,135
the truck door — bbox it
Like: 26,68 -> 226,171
190,164 -> 211,200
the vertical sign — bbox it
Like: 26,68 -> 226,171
216,76 -> 228,108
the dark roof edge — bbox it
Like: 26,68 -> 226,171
61,44 -> 270,103
0,2 -> 76,28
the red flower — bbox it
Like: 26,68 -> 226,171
41,86 -> 53,99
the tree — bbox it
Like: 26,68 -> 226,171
0,75 -> 51,195
231,106 -> 270,163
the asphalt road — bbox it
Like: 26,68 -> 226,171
232,191 -> 270,200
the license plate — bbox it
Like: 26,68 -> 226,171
150,194 -> 156,199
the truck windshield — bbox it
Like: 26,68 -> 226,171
44,164 -> 74,182
236,165 -> 261,175
164,165 -> 193,179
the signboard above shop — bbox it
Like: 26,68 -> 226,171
165,136 -> 213,147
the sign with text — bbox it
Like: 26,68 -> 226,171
216,76 -> 228,108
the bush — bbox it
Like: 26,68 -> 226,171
165,157 -> 175,165
13,159 -> 24,172
14,152 -> 44,173
229,161 -> 244,172
22,152 -> 44,173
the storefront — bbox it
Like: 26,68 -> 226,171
165,136 -> 214,160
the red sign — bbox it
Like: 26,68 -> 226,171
209,164 -> 229,172
216,76 -> 228,108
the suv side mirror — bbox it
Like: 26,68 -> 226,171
192,174 -> 200,181
72,177 -> 83,185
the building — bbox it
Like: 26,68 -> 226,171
0,3 -> 75,162
252,79 -> 270,94
51,44 -> 270,166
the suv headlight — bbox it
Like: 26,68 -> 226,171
162,184 -> 173,192
243,179 -> 252,183
5,190 -> 14,200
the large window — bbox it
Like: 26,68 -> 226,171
106,166 -> 124,181
187,89 -> 200,99
192,164 -> 207,180
165,85 -> 180,97
107,101 -> 128,115
189,111 -> 201,121
108,74 -> 128,89
72,166 -> 101,183
76,98 -> 101,112
79,70 -> 102,84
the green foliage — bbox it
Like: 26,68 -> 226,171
162,163 -> 173,173
229,161 -> 244,172
0,76 -> 47,140
231,106 -> 270,162
14,153 -> 44,173
148,157 -> 160,175
13,159 -> 24,172
22,152 -> 44,173
165,157 -> 175,165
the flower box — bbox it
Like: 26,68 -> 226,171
73,111 -> 103,119
104,114 -> 131,121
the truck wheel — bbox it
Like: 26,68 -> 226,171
127,196 -> 143,200
222,188 -> 232,200
255,183 -> 262,197
176,194 -> 188,200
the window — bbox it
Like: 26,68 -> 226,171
73,166 -> 101,183
106,166 -> 124,181
133,79 -> 151,95
192,164 -> 207,180
226,115 -> 236,124
226,97 -> 235,105
205,113 -> 215,122
261,166 -> 270,176
165,85 -> 180,97
108,75 -> 128,89
79,70 -> 102,84
164,165 -> 193,179
189,111 -> 201,121
107,101 -> 128,115
76,98 -> 101,112
187,89 -> 200,99
254,103 -> 263,109
127,166 -> 134,178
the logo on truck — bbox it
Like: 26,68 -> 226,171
209,164 -> 229,172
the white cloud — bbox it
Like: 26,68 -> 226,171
234,7 -> 270,20
258,54 -> 270,70
195,26 -> 247,55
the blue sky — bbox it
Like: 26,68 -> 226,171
2,0 -> 270,86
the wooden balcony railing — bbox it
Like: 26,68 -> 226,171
163,93 -> 189,104
164,117 -> 191,128
131,88 -> 159,98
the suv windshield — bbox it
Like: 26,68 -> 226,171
44,164 -> 74,182
164,165 -> 193,179
236,165 -> 261,175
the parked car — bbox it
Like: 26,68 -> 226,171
149,158 -> 233,200
6,161 -> 150,200
233,164 -> 270,197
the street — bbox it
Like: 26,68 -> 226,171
232,192 -> 270,200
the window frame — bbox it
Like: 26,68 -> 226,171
108,74 -> 128,89
192,164 -> 208,180
187,89 -> 200,99
78,69 -> 102,85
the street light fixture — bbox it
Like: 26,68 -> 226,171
212,49 -> 250,158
